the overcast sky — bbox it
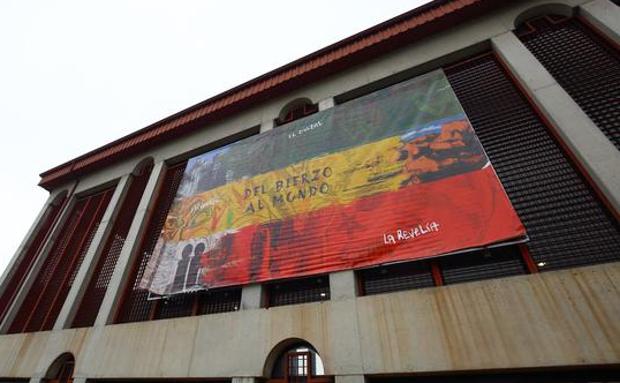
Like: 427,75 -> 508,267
0,0 -> 431,276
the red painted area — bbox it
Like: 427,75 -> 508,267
199,166 -> 525,288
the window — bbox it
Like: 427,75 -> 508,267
0,192 -> 67,324
71,160 -> 154,328
359,50 -> 620,295
269,342 -> 331,383
444,52 -> 620,271
8,186 -> 115,333
115,161 -> 242,323
516,14 -> 620,150
276,98 -> 319,127
266,276 -> 330,308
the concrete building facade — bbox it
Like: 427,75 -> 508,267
0,1 -> 619,382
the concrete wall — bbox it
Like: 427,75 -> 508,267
0,263 -> 617,379
1,0 -> 619,380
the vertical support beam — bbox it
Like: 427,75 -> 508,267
261,119 -> 275,133
239,119 -> 277,307
491,31 -> 620,215
94,161 -> 166,326
579,0 -> 620,45
335,375 -> 366,383
318,97 -> 335,111
240,284 -> 263,310
0,181 -> 78,333
53,175 -> 131,330
329,270 -> 358,300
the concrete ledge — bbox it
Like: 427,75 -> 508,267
0,262 -> 617,378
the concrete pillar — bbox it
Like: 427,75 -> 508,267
240,283 -> 263,310
580,0 -> 620,45
491,31 -> 620,215
53,175 -> 131,330
0,182 -> 78,333
94,161 -> 166,326
232,378 -> 259,383
329,270 -> 358,301
261,119 -> 275,133
318,97 -> 335,111
240,120 -> 273,310
335,375 -> 366,383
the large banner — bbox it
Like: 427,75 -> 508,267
140,69 -> 526,295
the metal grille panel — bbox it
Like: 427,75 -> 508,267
115,161 -> 187,323
0,197 -> 65,324
518,15 -> 620,150
359,260 -> 434,295
8,187 -> 114,333
197,288 -> 241,315
71,162 -> 154,328
439,247 -> 527,285
267,276 -> 330,307
445,53 -> 620,270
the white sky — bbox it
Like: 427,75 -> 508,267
0,0 -> 431,276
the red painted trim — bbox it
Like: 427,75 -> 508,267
431,261 -> 443,286
519,243 -> 538,274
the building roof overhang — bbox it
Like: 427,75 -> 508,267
39,0 -> 497,190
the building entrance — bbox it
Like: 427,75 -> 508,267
267,342 -> 333,383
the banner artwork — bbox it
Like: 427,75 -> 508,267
140,69 -> 526,295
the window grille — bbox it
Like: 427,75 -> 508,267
115,161 -> 187,323
196,288 -> 241,315
8,187 -> 114,333
358,260 -> 434,296
444,53 -> 620,271
0,195 -> 66,324
266,275 -> 330,307
71,162 -> 154,328
439,247 -> 527,285
359,51 -> 620,295
517,15 -> 620,150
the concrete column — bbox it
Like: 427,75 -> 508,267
94,161 -> 166,326
53,175 -> 132,330
318,97 -> 335,111
240,283 -> 263,310
238,120 -> 274,310
232,378 -> 259,383
0,182 -> 79,333
335,375 -> 366,383
580,0 -> 620,45
261,119 -> 275,133
492,31 -> 620,215
329,270 -> 358,301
